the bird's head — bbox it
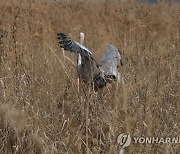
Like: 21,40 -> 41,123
79,32 -> 84,45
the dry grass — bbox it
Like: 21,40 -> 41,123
0,0 -> 179,153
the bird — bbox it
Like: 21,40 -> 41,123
57,32 -> 122,91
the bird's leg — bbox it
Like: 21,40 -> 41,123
107,84 -> 111,95
77,77 -> 80,93
62,49 -> 65,62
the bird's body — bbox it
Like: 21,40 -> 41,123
57,32 -> 122,90
77,33 -> 95,84
97,44 -> 122,82
77,54 -> 94,84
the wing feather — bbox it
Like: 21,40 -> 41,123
57,33 -> 94,60
97,44 -> 121,81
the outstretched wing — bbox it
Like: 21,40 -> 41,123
97,44 -> 122,81
57,33 -> 94,60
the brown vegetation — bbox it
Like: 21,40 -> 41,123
0,0 -> 179,153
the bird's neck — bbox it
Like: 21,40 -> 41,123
77,53 -> 81,65
80,39 -> 84,45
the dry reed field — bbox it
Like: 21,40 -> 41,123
0,0 -> 179,153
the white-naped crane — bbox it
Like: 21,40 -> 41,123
57,32 -> 123,91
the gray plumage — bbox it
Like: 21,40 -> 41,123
97,44 -> 122,83
57,33 -> 122,90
